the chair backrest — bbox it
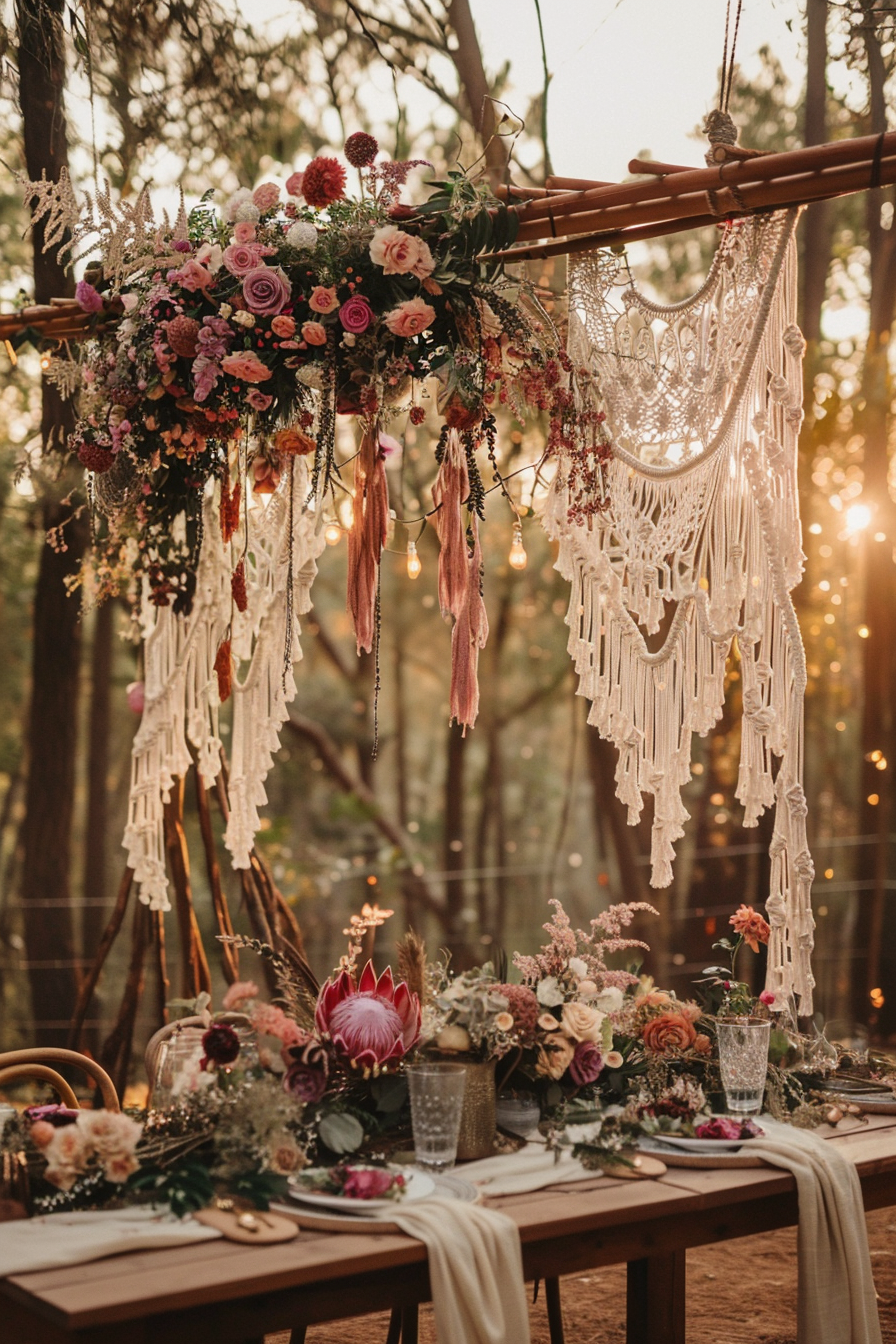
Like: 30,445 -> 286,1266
0,1064 -> 79,1109
0,1050 -> 120,1111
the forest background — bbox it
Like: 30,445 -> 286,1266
0,0 -> 894,1091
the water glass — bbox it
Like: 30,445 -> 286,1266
406,1063 -> 466,1172
717,1018 -> 771,1115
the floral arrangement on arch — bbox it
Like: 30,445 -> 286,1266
28,134 -> 583,727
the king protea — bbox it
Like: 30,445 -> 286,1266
315,962 -> 421,1074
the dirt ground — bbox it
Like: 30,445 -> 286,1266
269,1207 -> 896,1343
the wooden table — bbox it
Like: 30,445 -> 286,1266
3,1114 -> 896,1344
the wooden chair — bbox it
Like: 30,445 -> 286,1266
0,1049 -> 120,1111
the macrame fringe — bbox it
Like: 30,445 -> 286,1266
347,421 -> 389,655
434,428 -> 488,732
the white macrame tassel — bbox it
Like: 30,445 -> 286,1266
547,208 -> 816,1013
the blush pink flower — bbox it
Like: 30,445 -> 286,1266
315,962 -> 421,1072
285,170 -> 304,198
369,225 -> 424,276
339,296 -> 373,334
223,243 -> 267,277
29,1120 -> 57,1150
75,280 -> 104,312
342,1167 -> 396,1200
301,320 -> 328,346
250,1002 -> 309,1048
252,182 -> 280,211
170,259 -> 214,292
222,979 -> 260,1011
243,266 -> 291,316
308,285 -> 339,314
246,388 -> 273,411
383,297 -> 436,338
221,352 -> 273,383
271,314 -> 296,337
729,904 -> 771,953
104,1152 -> 140,1183
233,221 -> 257,244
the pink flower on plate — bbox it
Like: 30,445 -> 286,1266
308,285 -> 338,314
383,297 -> 436,338
246,388 -> 273,411
233,221 -> 257,244
222,979 -> 260,1011
252,182 -> 280,211
221,352 -> 273,383
223,243 -> 266,277
301,320 -> 328,346
341,1167 -> 397,1200
75,280 -> 104,313
243,266 -> 291,316
339,296 -> 373,334
315,962 -> 421,1072
694,1116 -> 743,1141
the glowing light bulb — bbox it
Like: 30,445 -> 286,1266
324,522 -> 342,546
508,521 -> 527,571
846,503 -> 871,534
39,352 -> 51,371
406,539 -> 422,579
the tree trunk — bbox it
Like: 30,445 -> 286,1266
18,0 -> 89,1046
446,0 -> 510,186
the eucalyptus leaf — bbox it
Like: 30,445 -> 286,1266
318,1110 -> 364,1155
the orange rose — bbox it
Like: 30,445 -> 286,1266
641,1011 -> 697,1054
275,427 -> 316,457
729,904 -> 771,953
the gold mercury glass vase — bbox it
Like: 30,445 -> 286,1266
455,1057 -> 497,1161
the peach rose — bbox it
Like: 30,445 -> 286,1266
29,1120 -> 57,1149
560,1001 -> 605,1044
535,1035 -> 576,1081
384,297 -> 436,338
694,1034 -> 712,1055
221,352 -> 273,383
641,991 -> 673,1008
730,904 -> 771,953
275,427 -> 316,456
369,225 -> 422,276
301,321 -> 328,346
104,1151 -> 140,1183
308,285 -> 338,314
641,1011 -> 697,1054
271,314 -> 296,338
233,221 -> 257,243
252,182 -> 280,211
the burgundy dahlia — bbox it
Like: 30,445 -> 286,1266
344,132 -> 379,168
200,1022 -> 241,1069
78,441 -> 115,473
301,156 -> 347,209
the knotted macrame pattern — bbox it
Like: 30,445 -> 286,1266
546,209 -> 815,1012
124,458 -> 324,912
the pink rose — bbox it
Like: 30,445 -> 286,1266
126,680 -> 145,714
369,225 -> 422,276
271,314 -> 296,337
339,296 -> 373,334
411,237 -> 435,280
233,221 -> 257,244
341,1167 -> 396,1200
308,285 -> 338,314
223,243 -> 266,277
285,170 -> 304,197
384,297 -> 436,338
243,266 -> 291,316
301,321 -> 328,346
170,259 -> 213,292
252,182 -> 280,211
75,280 -> 104,313
246,388 -> 273,411
759,990 -> 777,1007
221,352 -> 273,383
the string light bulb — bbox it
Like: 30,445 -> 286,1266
406,538 -> 422,580
39,352 -> 51,371
324,522 -> 342,546
508,519 -> 527,571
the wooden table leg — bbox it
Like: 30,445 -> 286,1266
385,1308 -> 403,1344
545,1276 -> 565,1344
401,1304 -> 419,1344
626,1251 -> 686,1344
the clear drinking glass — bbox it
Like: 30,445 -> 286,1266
717,1018 -> 771,1115
406,1063 -> 467,1172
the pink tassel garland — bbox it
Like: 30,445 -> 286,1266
347,421 -> 389,654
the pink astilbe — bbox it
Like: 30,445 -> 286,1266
514,898 -> 658,992
449,519 -> 488,731
347,422 -> 389,654
433,429 -> 470,620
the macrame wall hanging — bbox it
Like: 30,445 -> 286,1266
124,457 -> 325,912
545,207 -> 816,1014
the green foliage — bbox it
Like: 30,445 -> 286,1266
317,1109 -> 365,1155
129,1157 -> 215,1218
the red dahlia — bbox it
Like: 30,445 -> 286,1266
78,442 -> 115,473
344,132 -> 378,168
301,156 -> 347,208
200,1022 -> 241,1069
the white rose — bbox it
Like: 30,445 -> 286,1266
568,957 -> 588,980
536,976 -> 565,1008
196,242 -> 223,272
231,310 -> 255,327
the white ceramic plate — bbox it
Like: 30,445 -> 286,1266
287,1167 -> 434,1213
643,1124 -> 764,1154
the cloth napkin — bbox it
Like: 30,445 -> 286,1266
459,1141 -> 595,1196
0,1206 -> 222,1278
749,1121 -> 882,1344
387,1198 -> 530,1344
